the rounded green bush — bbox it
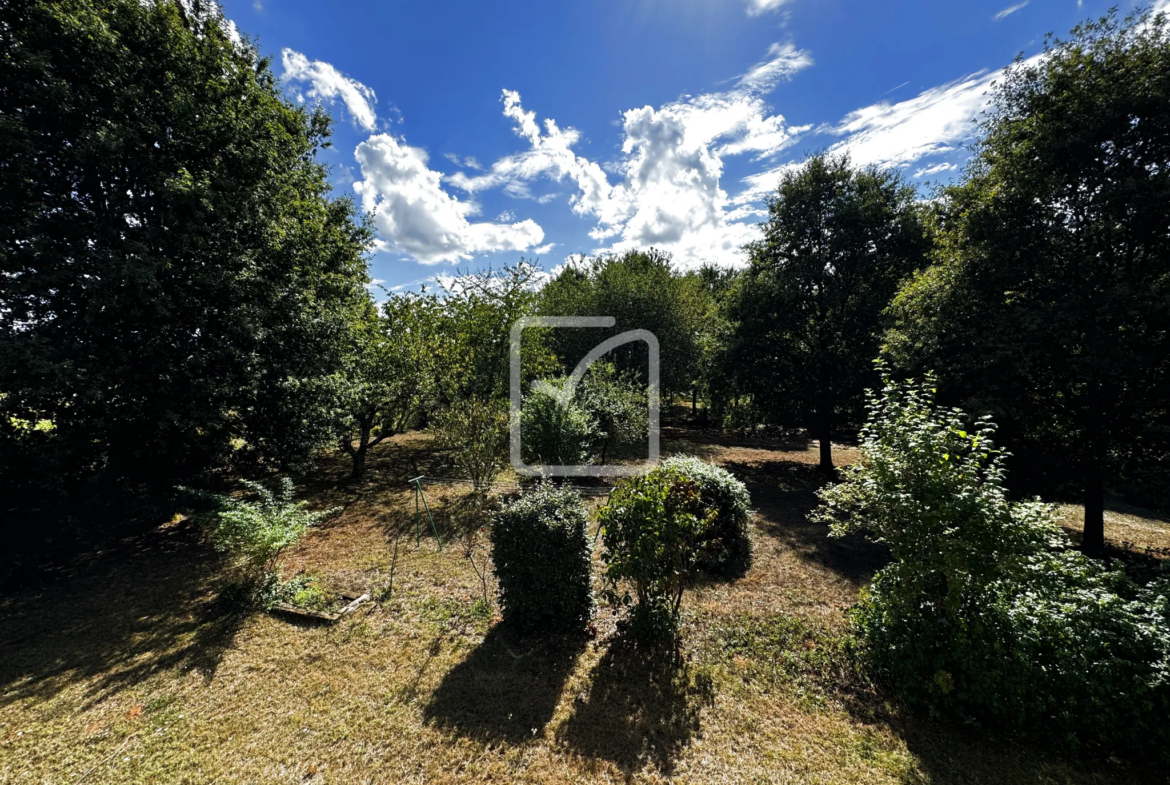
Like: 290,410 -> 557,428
659,455 -> 752,579
598,468 -> 713,640
490,483 -> 592,633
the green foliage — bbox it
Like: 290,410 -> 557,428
278,573 -> 334,612
728,153 -> 929,469
490,483 -> 592,633
659,455 -> 752,579
814,370 -> 1170,758
432,398 -> 509,491
538,250 -> 708,398
598,468 -> 714,640
883,9 -> 1170,548
0,0 -> 371,519
577,361 -> 648,463
519,383 -> 595,468
337,299 -> 419,480
389,262 -> 555,418
190,478 -> 339,585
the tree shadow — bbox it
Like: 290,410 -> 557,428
0,519 -> 247,710
557,629 -> 714,776
423,624 -> 587,745
723,459 -> 890,585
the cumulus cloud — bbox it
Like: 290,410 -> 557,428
444,41 -> 812,269
353,134 -> 544,264
281,48 -> 379,131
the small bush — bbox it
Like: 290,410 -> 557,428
184,478 -> 339,603
520,384 -> 595,467
814,369 -> 1170,759
432,397 -> 509,491
598,468 -> 714,640
659,455 -> 752,578
278,573 -> 334,612
491,483 -> 592,633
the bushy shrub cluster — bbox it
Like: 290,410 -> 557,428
519,384 -> 595,468
659,455 -> 752,578
491,483 -> 592,633
186,478 -> 339,600
814,371 -> 1170,758
598,468 -> 715,640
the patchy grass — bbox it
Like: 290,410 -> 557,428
0,430 -> 1164,783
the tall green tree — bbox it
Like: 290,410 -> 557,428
885,10 -> 1170,556
538,249 -> 706,398
728,154 -> 929,471
0,0 -> 371,517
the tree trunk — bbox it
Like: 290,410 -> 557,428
1081,383 -> 1106,558
1083,461 -> 1105,557
816,380 -> 834,474
350,422 -> 371,481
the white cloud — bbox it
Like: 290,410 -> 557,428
826,70 -> 1001,168
993,2 -> 1029,21
444,152 -> 483,170
281,49 -> 379,132
445,41 -> 812,269
353,134 -> 544,264
745,0 -> 794,16
913,161 -> 958,178
736,43 -> 814,91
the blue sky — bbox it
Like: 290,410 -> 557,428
218,0 -> 1166,291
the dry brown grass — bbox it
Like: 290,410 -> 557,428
0,430 -> 1163,784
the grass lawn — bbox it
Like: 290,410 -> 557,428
1,429 -> 1167,784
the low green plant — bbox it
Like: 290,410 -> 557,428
519,383 -> 595,467
491,483 -> 592,633
814,368 -> 1170,758
278,573 -> 334,612
432,397 -> 508,491
659,455 -> 752,578
598,468 -> 714,640
186,477 -> 339,595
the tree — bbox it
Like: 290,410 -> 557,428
0,0 -> 371,517
885,9 -> 1170,556
728,154 -> 929,471
577,360 -> 648,463
538,249 -> 706,399
337,300 -> 418,481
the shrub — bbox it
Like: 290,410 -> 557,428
432,397 -> 509,491
598,468 -> 714,640
813,369 -> 1170,758
187,478 -> 339,595
491,483 -> 592,633
659,455 -> 752,578
520,384 -> 595,468
279,573 -> 334,612
577,361 -> 648,463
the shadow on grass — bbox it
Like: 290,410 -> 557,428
558,629 -> 714,776
0,519 -> 246,710
724,458 -> 890,585
423,624 -> 587,745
